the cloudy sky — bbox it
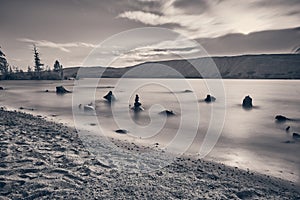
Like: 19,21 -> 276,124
0,0 -> 299,68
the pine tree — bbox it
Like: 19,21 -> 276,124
60,64 -> 64,80
33,45 -> 44,79
27,66 -> 32,79
27,66 -> 32,73
53,60 -> 64,80
53,60 -> 60,72
14,66 -> 19,73
0,46 -> 9,79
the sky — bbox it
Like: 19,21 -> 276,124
0,0 -> 299,68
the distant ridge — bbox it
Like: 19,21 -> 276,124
64,54 -> 300,79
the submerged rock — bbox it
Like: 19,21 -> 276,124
204,94 -> 216,103
283,140 -> 295,144
242,95 -> 253,109
275,115 -> 290,122
159,110 -> 175,116
115,129 -> 128,134
183,89 -> 193,93
83,105 -> 95,112
19,107 -> 34,111
56,86 -> 70,94
103,91 -> 115,103
292,133 -> 300,139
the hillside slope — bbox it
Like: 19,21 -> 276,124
65,54 -> 300,79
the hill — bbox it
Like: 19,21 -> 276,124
66,54 -> 300,79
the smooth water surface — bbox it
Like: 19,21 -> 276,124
0,79 -> 299,182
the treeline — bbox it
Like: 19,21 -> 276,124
0,45 -> 66,80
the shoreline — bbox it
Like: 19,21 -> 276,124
0,109 -> 299,199
4,103 -> 300,184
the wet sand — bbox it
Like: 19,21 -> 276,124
0,109 -> 299,199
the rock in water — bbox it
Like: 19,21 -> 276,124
242,95 -> 253,109
0,86 -> 4,90
204,94 -> 216,103
183,89 -> 193,93
131,94 -> 144,112
159,110 -> 175,116
292,133 -> 300,139
103,91 -> 115,103
115,129 -> 128,134
56,86 -> 70,94
134,94 -> 141,107
83,105 -> 95,112
275,115 -> 290,122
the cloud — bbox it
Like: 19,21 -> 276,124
109,37 -> 202,67
17,38 -> 97,52
197,26 -> 300,56
118,11 -> 175,26
117,0 -> 300,38
173,0 -> 210,14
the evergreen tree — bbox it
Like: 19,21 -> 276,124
27,66 -> 32,73
60,64 -> 64,80
53,60 -> 60,72
14,66 -> 19,73
33,45 -> 44,79
53,60 -> 64,79
0,46 -> 9,79
27,66 -> 33,79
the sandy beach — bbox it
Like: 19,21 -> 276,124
0,109 -> 299,199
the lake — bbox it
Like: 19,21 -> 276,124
0,79 -> 299,182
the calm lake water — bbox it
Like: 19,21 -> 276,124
0,79 -> 299,182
